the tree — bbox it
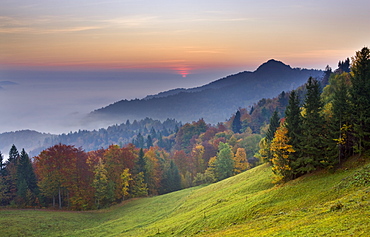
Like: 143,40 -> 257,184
34,144 -> 91,209
16,149 -> 38,206
350,47 -> 370,154
146,135 -> 153,148
160,160 -> 181,194
260,110 -> 280,163
270,122 -> 295,183
233,148 -> 250,175
266,110 -> 280,141
121,168 -> 132,200
130,172 -> 148,197
298,77 -> 326,173
212,142 -> 234,181
284,90 -> 302,174
231,110 -> 242,133
92,158 -> 112,209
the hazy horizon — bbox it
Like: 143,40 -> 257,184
1,0 -> 369,134
0,67 -> 244,134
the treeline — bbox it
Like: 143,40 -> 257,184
0,117 -> 265,210
263,47 -> 370,182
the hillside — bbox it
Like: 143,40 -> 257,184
2,156 -> 369,236
87,60 -> 323,125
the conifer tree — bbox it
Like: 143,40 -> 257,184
231,110 -> 242,133
298,77 -> 326,173
266,110 -> 280,141
146,135 -> 153,148
16,149 -> 38,206
284,90 -> 302,175
260,110 -> 280,163
350,47 -> 370,154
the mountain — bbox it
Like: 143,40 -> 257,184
87,59 -> 323,124
0,130 -> 53,158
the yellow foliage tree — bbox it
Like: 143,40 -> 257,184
233,148 -> 250,175
270,123 -> 295,183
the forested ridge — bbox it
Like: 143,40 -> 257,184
0,47 -> 369,211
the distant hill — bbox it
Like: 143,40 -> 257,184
88,59 -> 323,125
0,130 -> 53,158
0,118 -> 181,158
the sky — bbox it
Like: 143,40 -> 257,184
0,0 -> 370,134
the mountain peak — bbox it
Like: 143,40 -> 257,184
255,59 -> 292,73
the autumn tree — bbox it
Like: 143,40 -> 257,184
121,168 -> 132,200
233,148 -> 250,175
34,144 -> 91,209
270,121 -> 295,183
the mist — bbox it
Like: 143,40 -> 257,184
0,69 -> 235,134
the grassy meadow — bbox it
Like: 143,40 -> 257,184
1,156 -> 370,236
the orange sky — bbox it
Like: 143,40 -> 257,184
1,0 -> 370,75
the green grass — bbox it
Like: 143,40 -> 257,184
1,157 -> 370,236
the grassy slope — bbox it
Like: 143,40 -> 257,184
1,157 -> 370,236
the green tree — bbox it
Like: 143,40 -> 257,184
260,110 -> 280,163
92,158 -> 111,209
16,149 -> 38,206
298,77 -> 326,173
284,90 -> 303,175
350,47 -> 370,154
213,142 -> 234,181
131,172 -> 148,197
160,160 -> 181,194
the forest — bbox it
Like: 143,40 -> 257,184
0,47 -> 369,211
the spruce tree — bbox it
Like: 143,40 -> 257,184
298,77 -> 326,173
327,73 -> 352,164
285,90 -> 302,175
266,110 -> 280,141
231,110 -> 242,133
350,47 -> 370,154
16,149 -> 38,205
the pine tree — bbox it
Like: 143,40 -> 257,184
350,47 -> 370,154
231,110 -> 242,133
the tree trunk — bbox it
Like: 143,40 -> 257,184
58,187 -> 62,209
